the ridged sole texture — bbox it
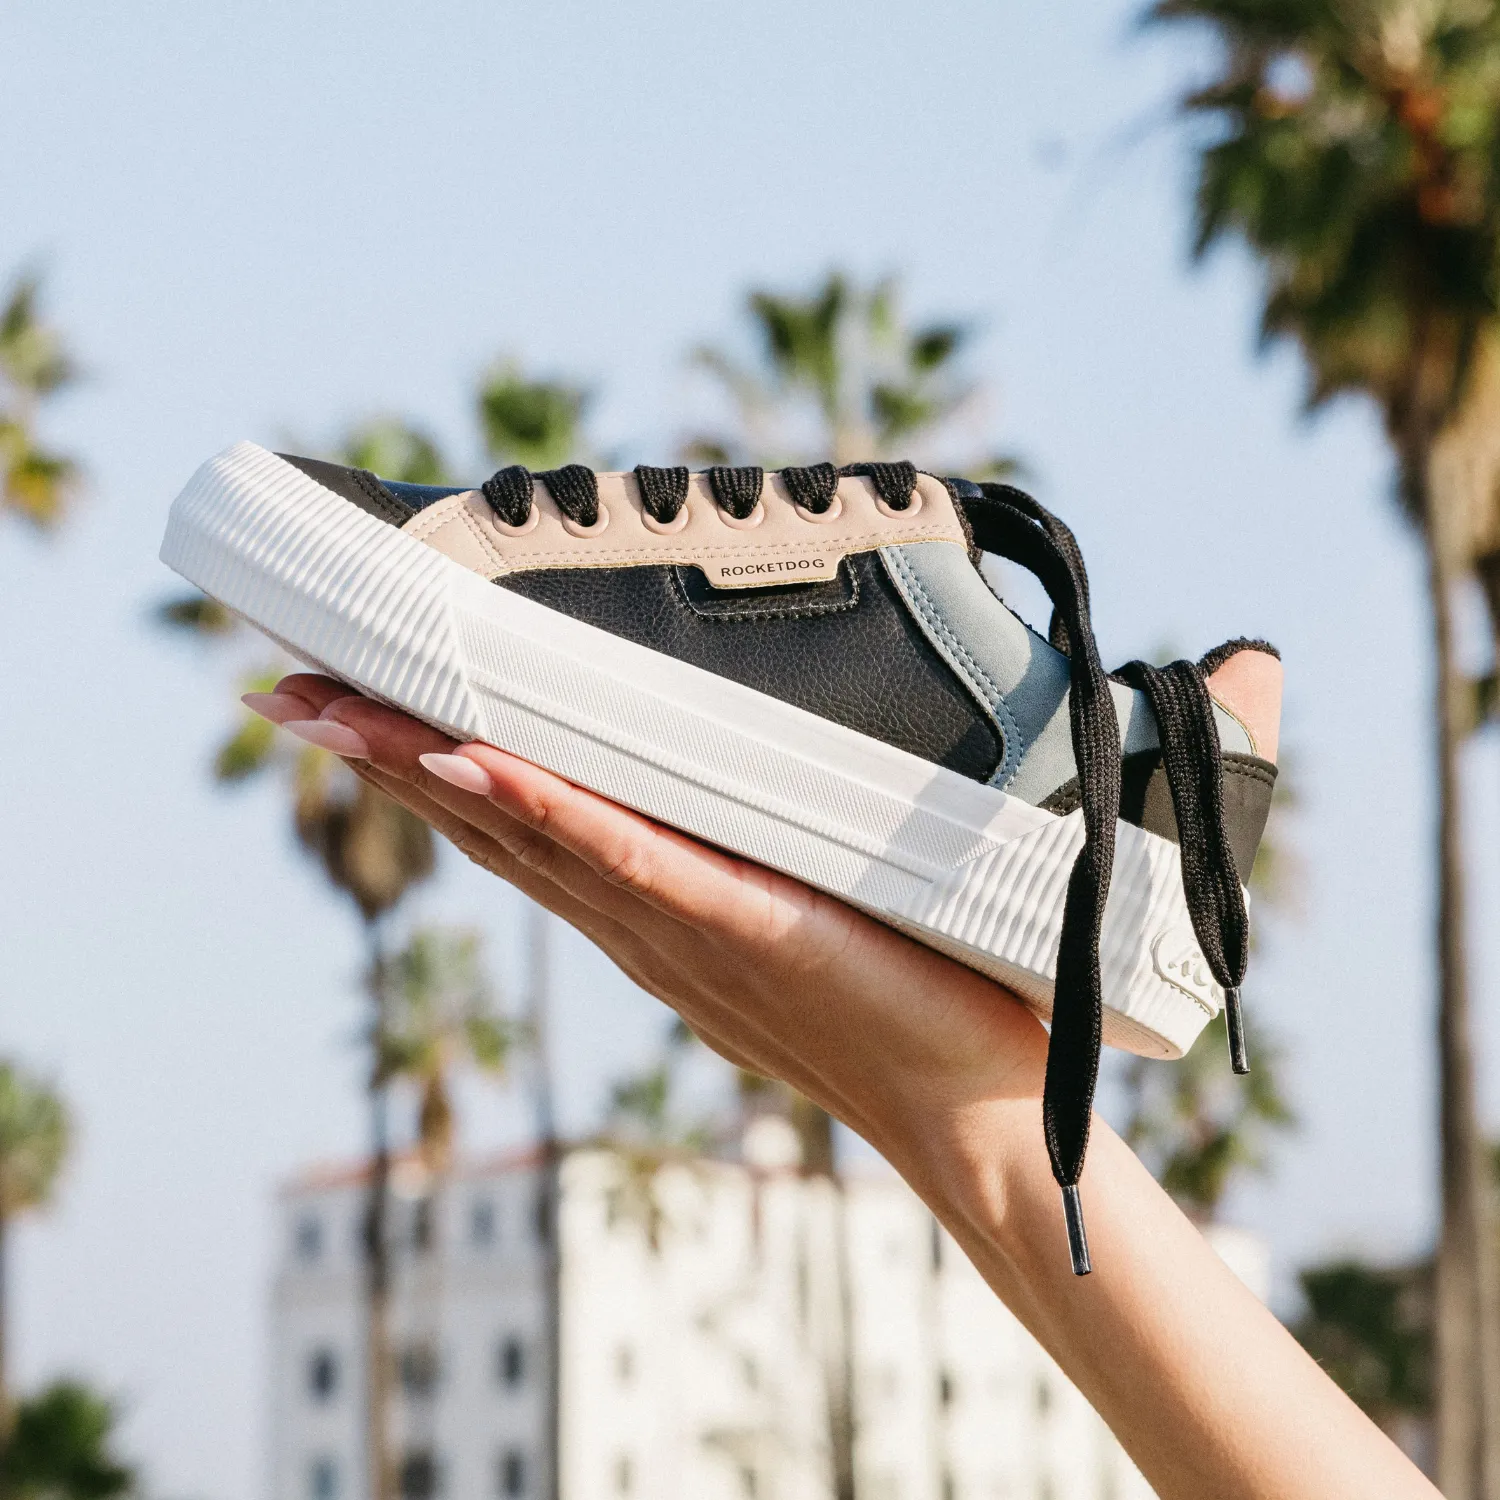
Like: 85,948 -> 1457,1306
161,442 -> 1227,1060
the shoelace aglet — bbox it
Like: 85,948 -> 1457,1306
1061,1185 -> 1092,1276
1225,986 -> 1250,1075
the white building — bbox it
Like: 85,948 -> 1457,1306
271,1128 -> 1262,1500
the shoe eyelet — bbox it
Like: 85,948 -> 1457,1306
492,504 -> 540,538
718,502 -> 765,531
562,505 -> 610,539
794,493 -> 843,525
642,505 -> 690,536
875,488 -> 922,521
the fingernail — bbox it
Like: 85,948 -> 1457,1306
242,691 -> 309,725
282,719 -> 370,759
420,753 -> 492,796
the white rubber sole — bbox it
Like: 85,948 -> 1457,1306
161,442 -> 1225,1059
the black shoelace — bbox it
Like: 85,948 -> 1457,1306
478,461 -> 1257,1275
479,461 -> 921,529
965,483 -> 1257,1273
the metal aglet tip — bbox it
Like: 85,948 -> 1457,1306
1225,986 -> 1250,1075
1061,1184 -> 1092,1276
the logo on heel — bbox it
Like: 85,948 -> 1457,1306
1151,928 -> 1220,1016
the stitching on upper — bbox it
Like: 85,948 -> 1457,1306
668,562 -> 862,621
478,522 -> 963,567
455,507 -> 509,573
402,499 -> 455,541
1221,754 -> 1277,786
1209,695 -> 1257,756
882,546 -> 1021,787
1042,754 -> 1277,817
349,469 -> 410,526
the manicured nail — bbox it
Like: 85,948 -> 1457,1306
282,719 -> 370,759
242,691 -> 309,725
420,753 -> 493,796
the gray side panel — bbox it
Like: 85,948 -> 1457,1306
879,541 -> 1253,804
880,544 -> 1022,786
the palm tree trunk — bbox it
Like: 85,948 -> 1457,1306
527,904 -> 562,1500
0,1210 -> 10,1446
1427,533 -> 1500,1500
789,1097 -> 859,1500
364,923 -> 396,1500
827,1180 -> 859,1500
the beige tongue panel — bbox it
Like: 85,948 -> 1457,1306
400,470 -> 969,588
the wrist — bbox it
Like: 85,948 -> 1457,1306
865,1053 -> 1050,1273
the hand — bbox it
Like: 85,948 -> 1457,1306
259,673 -> 1051,1197
248,674 -> 1439,1500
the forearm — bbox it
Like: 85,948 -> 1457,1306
883,1095 -> 1437,1500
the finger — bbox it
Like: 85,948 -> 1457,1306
272,673 -> 361,716
352,769 -> 895,1125
324,699 -> 748,946
457,741 -> 823,941
351,763 -> 660,972
352,764 -> 783,1069
314,695 -> 825,948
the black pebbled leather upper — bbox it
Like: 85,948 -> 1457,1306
498,554 -> 1004,782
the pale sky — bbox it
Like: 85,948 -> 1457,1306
4,4 -> 1494,1498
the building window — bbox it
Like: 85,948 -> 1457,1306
471,1197 -> 496,1247
1034,1377 -> 1052,1418
614,1455 -> 634,1494
307,1347 -> 339,1403
295,1213 -> 324,1264
411,1197 -> 435,1253
398,1342 -> 441,1399
399,1449 -> 440,1500
497,1448 -> 527,1497
308,1455 -> 338,1500
940,1473 -> 956,1500
938,1369 -> 955,1407
615,1345 -> 634,1384
534,1189 -> 552,1244
497,1335 -> 525,1388
739,1466 -> 759,1499
740,1354 -> 760,1391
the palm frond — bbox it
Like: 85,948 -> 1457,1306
0,1062 -> 70,1218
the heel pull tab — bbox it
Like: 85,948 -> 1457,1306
1061,1185 -> 1092,1276
1225,986 -> 1250,1075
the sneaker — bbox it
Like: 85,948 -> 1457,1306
161,443 -> 1280,1270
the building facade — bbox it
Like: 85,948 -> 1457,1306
271,1135 -> 1263,1500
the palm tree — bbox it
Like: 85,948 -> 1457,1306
686,271 -> 1016,476
376,927 -> 512,1176
0,272 -> 80,532
683,272 -> 1020,1499
339,419 -> 452,488
1120,1008 -> 1296,1219
0,1380 -> 133,1500
1149,5 -> 1500,1490
0,1065 -> 69,1439
161,380 -> 586,1499
1295,1256 -> 1434,1456
376,928 -> 509,1486
292,755 -> 434,1500
160,418 -> 441,1500
478,362 -> 589,471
